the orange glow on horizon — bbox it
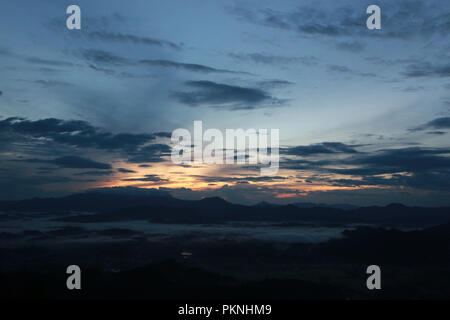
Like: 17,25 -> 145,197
86,161 -> 390,199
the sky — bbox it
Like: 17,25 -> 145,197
0,0 -> 449,206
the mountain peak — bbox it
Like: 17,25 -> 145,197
199,197 -> 230,206
254,201 -> 279,207
386,203 -> 407,209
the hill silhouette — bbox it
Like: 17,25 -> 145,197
0,188 -> 449,227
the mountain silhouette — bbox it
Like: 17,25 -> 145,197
292,202 -> 359,210
1,188 -> 447,227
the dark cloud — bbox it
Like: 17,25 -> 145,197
122,174 -> 168,182
88,63 -> 116,75
330,171 -> 450,191
328,176 -> 403,187
81,49 -> 128,65
191,175 -> 288,183
154,132 -> 172,138
379,1 -> 450,39
117,168 -> 136,173
50,14 -> 182,50
228,1 -> 450,40
278,144 -> 450,196
335,40 -> 365,52
139,59 -> 250,74
279,144 -> 450,193
228,53 -> 318,66
298,23 -> 346,36
0,46 -> 76,67
172,80 -> 285,110
403,63 -> 450,78
0,174 -> 93,186
327,65 -> 377,78
410,117 -> 450,131
0,117 -> 157,152
24,79 -> 71,87
24,56 -> 75,67
398,171 -> 450,191
75,170 -> 114,176
127,144 -> 171,163
79,49 -> 251,75
20,156 -> 112,169
257,80 -> 295,89
365,57 -> 418,66
85,31 -> 183,50
283,142 -> 360,156
228,6 -> 351,36
336,148 -> 450,175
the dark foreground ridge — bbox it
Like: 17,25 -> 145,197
1,223 -> 450,299
1,188 -> 450,299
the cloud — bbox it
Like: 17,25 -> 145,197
75,170 -> 114,176
122,174 -> 168,182
154,132 -> 172,138
32,80 -> 71,87
327,65 -> 377,78
285,146 -> 450,196
365,57 -> 418,66
0,117 -> 157,152
117,168 -> 136,173
403,63 -> 450,77
0,175 -> 93,186
398,171 -> 450,191
0,46 -> 77,69
228,6 -> 351,36
190,175 -> 289,183
81,49 -> 129,65
172,80 -> 285,110
425,117 -> 450,129
336,147 -> 450,175
228,1 -> 450,40
139,60 -> 250,74
127,144 -> 171,163
298,23 -> 346,36
49,13 -> 182,50
20,156 -> 112,169
24,56 -> 75,67
228,53 -> 318,66
282,142 -> 360,156
410,117 -> 450,131
330,171 -> 450,191
85,31 -> 183,50
88,63 -> 116,75
257,80 -> 295,89
279,144 -> 450,193
0,117 -> 174,187
335,40 -> 365,52
78,49 -> 252,75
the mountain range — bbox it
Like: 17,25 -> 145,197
1,187 -> 449,227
